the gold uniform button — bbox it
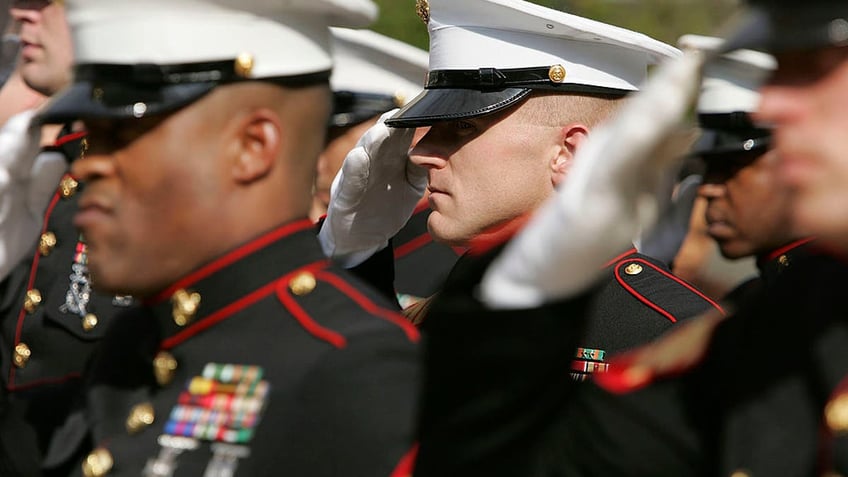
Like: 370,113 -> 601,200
234,52 -> 254,78
82,447 -> 113,477
13,343 -> 31,368
39,232 -> 57,256
826,393 -> 848,433
24,289 -> 42,313
624,263 -> 643,276
171,289 -> 201,327
59,175 -> 79,199
82,313 -> 99,331
153,351 -> 178,386
289,272 -> 317,296
778,254 -> 790,268
126,402 -> 155,434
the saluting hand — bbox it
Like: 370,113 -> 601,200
318,109 -> 428,268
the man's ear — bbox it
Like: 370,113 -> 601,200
231,109 -> 282,183
551,122 -> 590,187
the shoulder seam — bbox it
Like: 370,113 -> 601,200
315,270 -> 420,343
613,257 -> 724,323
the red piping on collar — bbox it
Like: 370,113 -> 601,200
161,281 -> 277,350
53,131 -> 87,147
764,237 -> 816,262
389,443 -> 419,477
161,260 -> 330,349
413,200 -> 430,215
149,219 -> 315,305
394,233 -> 433,260
467,213 -> 532,257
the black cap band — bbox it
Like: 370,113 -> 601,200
425,67 -> 631,96
694,112 -> 772,159
330,91 -> 399,128
41,59 -> 331,123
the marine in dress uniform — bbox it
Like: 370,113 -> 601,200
312,1 -> 724,474
317,28 -> 460,305
35,0 -> 420,475
0,128 -> 137,475
414,10 -> 848,476
0,2 -> 133,473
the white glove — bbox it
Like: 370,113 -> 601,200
318,109 -> 428,268
480,51 -> 706,309
0,109 -> 66,280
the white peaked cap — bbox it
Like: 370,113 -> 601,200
429,0 -> 679,91
67,0 -> 377,77
679,34 -> 775,158
678,34 -> 776,114
42,0 -> 378,122
330,28 -> 428,104
388,0 -> 680,127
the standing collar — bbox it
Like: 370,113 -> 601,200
756,237 -> 816,284
143,219 -> 328,348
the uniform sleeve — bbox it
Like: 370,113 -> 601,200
0,110 -> 44,280
347,240 -> 399,308
270,328 -> 420,477
413,248 -> 595,477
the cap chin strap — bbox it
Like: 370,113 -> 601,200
74,61 -> 331,88
426,67 -> 630,96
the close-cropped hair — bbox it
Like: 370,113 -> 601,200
518,90 -> 625,128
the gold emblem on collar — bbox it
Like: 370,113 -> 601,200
415,0 -> 430,24
548,64 -> 567,83
59,175 -> 79,198
171,289 -> 201,326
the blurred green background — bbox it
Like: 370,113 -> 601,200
371,0 -> 741,51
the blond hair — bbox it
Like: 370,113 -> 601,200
516,90 -> 625,129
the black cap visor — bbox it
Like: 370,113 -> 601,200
39,60 -> 331,124
692,129 -> 771,161
385,66 -> 632,128
385,87 -> 531,128
723,5 -> 848,53
330,91 -> 400,128
40,80 -> 216,124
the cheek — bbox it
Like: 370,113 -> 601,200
121,149 -> 214,238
